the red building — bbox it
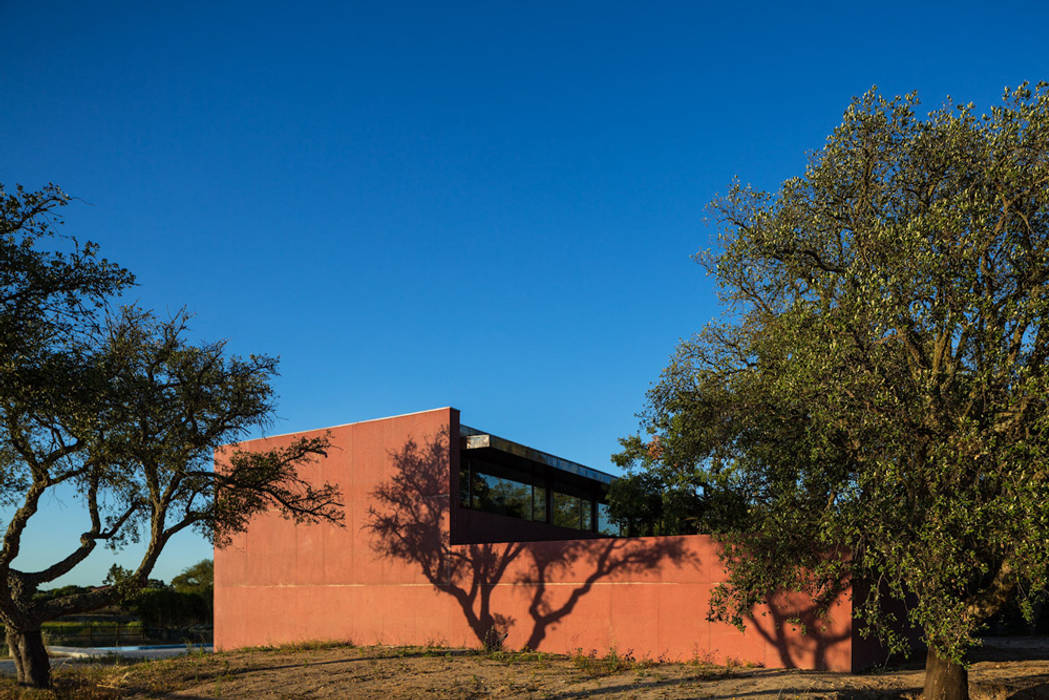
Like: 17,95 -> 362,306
214,407 -> 876,671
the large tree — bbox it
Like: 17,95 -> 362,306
0,184 -> 342,687
618,84 -> 1049,699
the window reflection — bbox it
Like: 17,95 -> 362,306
460,456 -> 613,535
597,502 -> 620,536
533,485 -> 547,522
472,472 -> 531,519
552,491 -> 579,529
459,465 -> 470,507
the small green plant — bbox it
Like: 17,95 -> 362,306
481,625 -> 506,652
484,647 -> 549,665
724,655 -> 760,671
242,638 -> 353,653
570,646 -> 639,676
184,641 -> 209,656
688,647 -> 720,668
421,640 -> 447,657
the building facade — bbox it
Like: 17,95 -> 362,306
214,407 -> 876,671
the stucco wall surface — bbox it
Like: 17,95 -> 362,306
214,407 -> 860,671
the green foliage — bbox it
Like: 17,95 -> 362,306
607,436 -> 746,536
626,84 -> 1049,667
605,469 -> 666,536
170,559 -> 212,595
40,621 -> 141,630
0,183 -> 343,687
569,647 -> 647,676
37,559 -> 215,633
105,560 -> 212,629
170,559 -> 213,621
132,587 -> 208,628
31,585 -> 92,606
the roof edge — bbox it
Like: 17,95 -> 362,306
231,407 -> 457,444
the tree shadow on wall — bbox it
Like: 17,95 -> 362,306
743,593 -> 853,671
366,430 -> 696,651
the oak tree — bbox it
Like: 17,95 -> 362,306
620,84 -> 1049,699
0,184 -> 342,687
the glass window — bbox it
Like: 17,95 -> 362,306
532,484 -> 547,522
472,472 -> 531,520
459,456 -> 608,532
552,491 -> 580,529
580,498 -> 593,531
597,503 -> 619,536
459,465 -> 471,507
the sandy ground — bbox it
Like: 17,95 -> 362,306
70,636 -> 1049,699
0,646 -> 211,679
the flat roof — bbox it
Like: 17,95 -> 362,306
460,425 -> 616,485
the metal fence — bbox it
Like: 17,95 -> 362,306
41,622 -> 212,647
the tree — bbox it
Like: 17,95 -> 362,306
171,559 -> 213,596
171,558 -> 214,621
620,84 -> 1049,699
126,559 -> 214,630
0,184 -> 343,687
607,436 -> 747,536
131,584 -> 208,629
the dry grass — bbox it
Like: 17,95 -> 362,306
0,645 -> 747,699
1,639 -> 1048,699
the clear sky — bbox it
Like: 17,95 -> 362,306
2,1 -> 1047,586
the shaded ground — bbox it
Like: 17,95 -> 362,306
2,637 -> 1048,699
0,646 -> 212,679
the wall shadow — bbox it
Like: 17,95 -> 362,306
366,430 -> 696,651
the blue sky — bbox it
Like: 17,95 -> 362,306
2,1 -> 1047,586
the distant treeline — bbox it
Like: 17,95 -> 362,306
34,559 -> 213,645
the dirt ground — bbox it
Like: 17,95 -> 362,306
9,637 -> 1049,699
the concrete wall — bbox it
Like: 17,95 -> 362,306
214,407 -> 863,671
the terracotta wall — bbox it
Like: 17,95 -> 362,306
214,407 -> 864,671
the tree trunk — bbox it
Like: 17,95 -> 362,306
5,625 -> 51,688
924,646 -> 968,700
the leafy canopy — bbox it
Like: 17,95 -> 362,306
617,84 -> 1049,663
171,559 -> 213,596
0,183 -> 343,686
